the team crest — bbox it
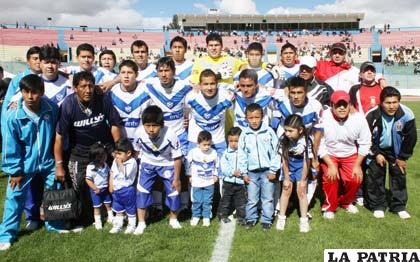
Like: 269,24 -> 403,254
56,94 -> 64,101
167,102 -> 173,108
395,121 -> 403,131
163,170 -> 172,179
202,163 -> 208,169
125,106 -> 132,113
204,113 -> 211,119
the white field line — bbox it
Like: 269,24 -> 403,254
210,221 -> 236,262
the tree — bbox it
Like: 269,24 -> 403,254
168,15 -> 181,30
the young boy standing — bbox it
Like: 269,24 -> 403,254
134,106 -> 183,235
0,75 -> 66,251
238,103 -> 280,231
186,131 -> 219,227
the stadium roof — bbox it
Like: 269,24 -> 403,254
178,13 -> 365,27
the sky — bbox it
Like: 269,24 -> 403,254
0,0 -> 419,29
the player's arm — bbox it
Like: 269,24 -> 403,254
172,156 -> 182,192
54,132 -> 65,182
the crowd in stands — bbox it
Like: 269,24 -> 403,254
0,32 -> 417,252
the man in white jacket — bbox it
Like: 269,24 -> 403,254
319,91 -> 371,219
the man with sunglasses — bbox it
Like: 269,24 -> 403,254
319,91 -> 371,219
298,56 -> 333,107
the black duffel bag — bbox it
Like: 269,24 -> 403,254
43,182 -> 81,221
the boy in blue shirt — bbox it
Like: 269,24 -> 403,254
238,103 -> 280,231
0,74 -> 66,251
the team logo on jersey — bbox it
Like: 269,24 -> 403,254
167,102 -> 173,108
56,94 -> 64,101
202,163 -> 208,169
395,121 -> 403,131
204,113 -> 211,120
125,106 -> 132,113
163,170 -> 172,179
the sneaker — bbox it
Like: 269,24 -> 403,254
244,221 -> 256,230
94,221 -> 103,230
109,225 -> 122,234
25,221 -> 39,231
276,216 -> 286,231
307,212 -> 313,220
323,211 -> 335,220
106,216 -> 113,224
356,197 -> 364,206
345,204 -> 359,214
220,217 -> 231,224
124,226 -> 136,234
133,223 -> 147,235
0,242 -> 11,251
373,210 -> 385,219
169,219 -> 182,229
202,218 -> 211,227
71,226 -> 84,233
398,211 -> 411,220
299,217 -> 310,233
261,223 -> 271,231
190,217 -> 200,227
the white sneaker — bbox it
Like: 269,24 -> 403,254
398,211 -> 411,220
299,217 -> 310,233
373,210 -> 385,219
202,218 -> 210,227
25,221 -> 39,231
345,204 -> 359,214
71,226 -> 84,233
0,242 -> 11,251
133,223 -> 147,235
323,211 -> 335,220
169,219 -> 182,229
109,225 -> 122,234
276,216 -> 286,231
94,222 -> 103,230
107,216 -> 113,224
124,226 -> 136,234
190,217 -> 200,227
356,197 -> 364,206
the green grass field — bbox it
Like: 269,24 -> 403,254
0,102 -> 419,262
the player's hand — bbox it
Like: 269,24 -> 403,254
375,154 -> 386,167
8,101 -> 18,110
326,164 -> 339,182
10,175 -> 23,190
109,185 -> 114,193
311,159 -> 320,171
267,173 -> 276,182
395,159 -> 406,174
243,175 -> 250,184
55,165 -> 66,182
183,118 -> 189,128
352,164 -> 363,183
95,188 -> 100,194
217,62 -> 233,80
233,170 -> 241,177
213,176 -> 219,183
379,78 -> 388,88
172,178 -> 181,192
188,177 -> 192,184
266,64 -> 284,80
282,179 -> 292,191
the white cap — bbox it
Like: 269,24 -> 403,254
299,56 -> 317,69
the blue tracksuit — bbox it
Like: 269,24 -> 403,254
0,97 -> 63,243
238,123 -> 280,224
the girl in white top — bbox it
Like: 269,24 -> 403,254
85,142 -> 113,230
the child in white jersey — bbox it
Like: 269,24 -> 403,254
276,114 -> 313,233
109,138 -> 138,234
186,131 -> 219,227
85,142 -> 113,230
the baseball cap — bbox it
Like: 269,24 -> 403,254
299,56 -> 317,69
360,61 -> 376,72
331,90 -> 350,104
330,42 -> 346,52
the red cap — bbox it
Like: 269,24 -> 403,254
331,90 -> 350,104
